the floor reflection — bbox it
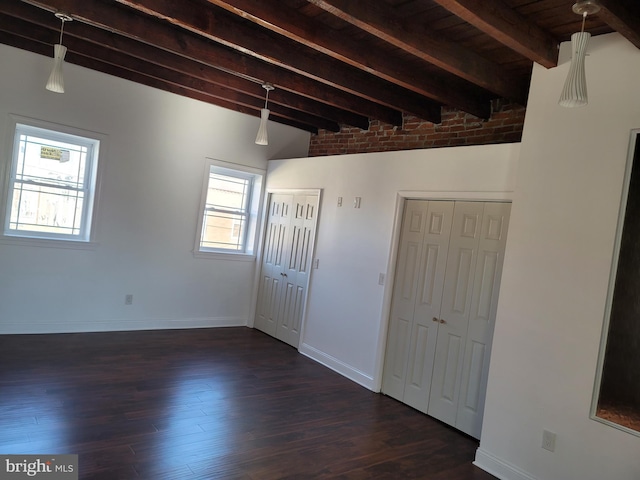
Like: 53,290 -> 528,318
138,370 -> 236,476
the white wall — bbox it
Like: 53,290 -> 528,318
476,33 -> 640,480
266,143 -> 519,388
0,44 -> 310,334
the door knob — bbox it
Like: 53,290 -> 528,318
432,317 -> 438,322
439,318 -> 446,324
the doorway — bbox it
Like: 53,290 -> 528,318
382,199 -> 511,438
254,191 -> 320,348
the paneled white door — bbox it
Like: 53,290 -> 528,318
427,202 -> 485,426
255,193 -> 319,348
254,194 -> 292,338
382,200 -> 454,413
453,202 -> 510,437
382,200 -> 510,439
275,195 -> 317,347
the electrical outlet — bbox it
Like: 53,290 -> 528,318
125,294 -> 133,305
337,196 -> 343,207
542,430 -> 556,452
378,273 -> 385,285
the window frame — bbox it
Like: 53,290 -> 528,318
193,158 -> 264,260
0,116 -> 105,247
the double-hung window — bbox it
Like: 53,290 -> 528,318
3,121 -> 101,243
195,159 -> 264,257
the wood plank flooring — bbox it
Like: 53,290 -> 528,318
0,327 -> 497,479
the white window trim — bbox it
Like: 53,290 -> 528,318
0,115 -> 106,249
193,158 -> 265,261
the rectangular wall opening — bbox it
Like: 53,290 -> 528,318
594,130 -> 640,435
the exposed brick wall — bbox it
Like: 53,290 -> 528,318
308,100 -> 525,157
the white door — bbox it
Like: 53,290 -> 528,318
254,194 -> 292,337
427,201 -> 484,425
382,200 -> 454,413
255,193 -> 319,348
455,202 -> 510,437
383,199 -> 510,439
276,195 -> 317,347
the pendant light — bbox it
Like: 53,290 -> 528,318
558,0 -> 601,108
46,12 -> 73,94
255,83 -> 274,145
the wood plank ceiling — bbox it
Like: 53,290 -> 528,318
2,0 -> 639,134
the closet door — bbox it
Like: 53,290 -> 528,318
455,202 -> 510,438
427,202 -> 484,425
254,194 -> 293,337
275,195 -> 318,347
382,200 -> 453,412
403,201 -> 453,412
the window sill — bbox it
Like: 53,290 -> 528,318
192,250 -> 256,262
0,235 -> 98,251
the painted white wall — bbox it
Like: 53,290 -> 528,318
476,33 -> 640,480
266,142 -> 519,388
0,44 -> 309,334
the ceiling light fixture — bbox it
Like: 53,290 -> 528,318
558,0 -> 600,108
255,83 -> 275,145
46,12 -> 73,94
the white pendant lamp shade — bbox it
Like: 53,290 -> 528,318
46,44 -> 67,93
255,83 -> 274,145
46,12 -> 72,94
255,108 -> 270,145
558,31 -> 590,108
558,1 -> 600,108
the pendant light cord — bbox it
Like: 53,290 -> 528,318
59,18 -> 66,45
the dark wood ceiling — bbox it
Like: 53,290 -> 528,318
2,0 -> 639,134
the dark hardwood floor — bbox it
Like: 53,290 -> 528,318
0,327 -> 497,479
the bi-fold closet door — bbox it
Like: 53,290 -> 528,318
382,199 -> 510,438
254,193 -> 318,348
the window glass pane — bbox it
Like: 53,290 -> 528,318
205,173 -> 249,212
16,134 -> 87,189
8,183 -> 84,236
201,210 -> 246,251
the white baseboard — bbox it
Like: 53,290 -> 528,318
0,316 -> 247,334
474,448 -> 537,480
299,342 -> 374,390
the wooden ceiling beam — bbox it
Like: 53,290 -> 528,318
0,28 -> 318,133
22,0 -> 403,126
3,1 -> 360,130
203,0 -> 493,118
111,0 -> 443,122
430,0 -> 559,68
598,0 -> 640,49
307,0 -> 527,103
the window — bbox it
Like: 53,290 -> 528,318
195,159 -> 264,257
3,121 -> 101,243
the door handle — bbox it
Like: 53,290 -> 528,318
432,317 -> 439,322
280,272 -> 288,277
439,319 -> 446,324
